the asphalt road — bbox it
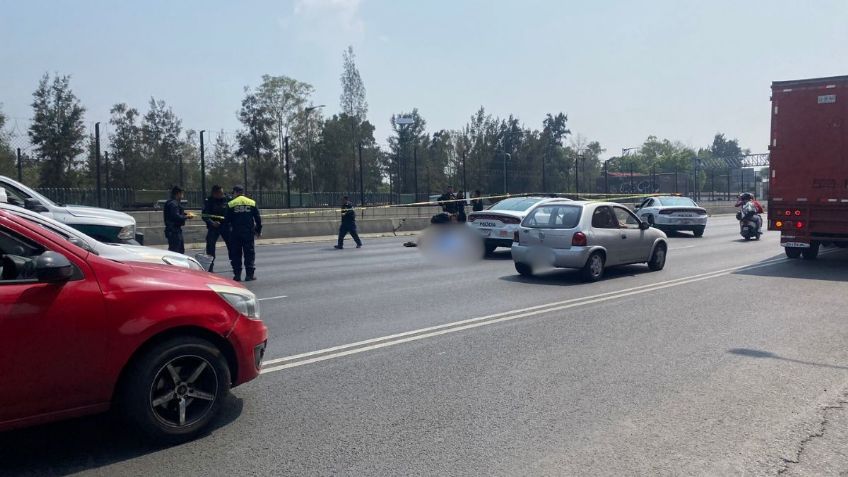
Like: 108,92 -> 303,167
3,215 -> 848,476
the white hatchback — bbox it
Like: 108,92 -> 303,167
467,196 -> 566,254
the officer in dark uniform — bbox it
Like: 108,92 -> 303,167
223,185 -> 261,281
438,186 -> 459,216
202,185 -> 230,272
471,190 -> 485,212
335,196 -> 362,249
163,186 -> 193,254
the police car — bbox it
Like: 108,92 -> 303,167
633,196 -> 708,237
467,196 -> 568,254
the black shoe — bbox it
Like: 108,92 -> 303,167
334,245 -> 343,249
356,244 -> 362,248
233,276 -> 241,282
245,276 -> 256,281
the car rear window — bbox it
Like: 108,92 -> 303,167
522,205 -> 582,229
490,197 -> 543,211
657,197 -> 696,207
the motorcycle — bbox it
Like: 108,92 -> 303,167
736,210 -> 762,240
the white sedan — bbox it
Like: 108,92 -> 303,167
634,196 -> 708,237
1,203 -> 207,271
467,196 -> 566,254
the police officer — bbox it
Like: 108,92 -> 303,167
438,186 -> 459,216
471,190 -> 485,212
335,196 -> 362,249
202,185 -> 230,272
223,185 -> 262,281
163,186 -> 193,254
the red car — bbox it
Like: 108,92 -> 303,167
0,209 -> 267,441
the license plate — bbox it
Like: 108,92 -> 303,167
499,230 -> 510,237
679,219 -> 693,224
479,229 -> 491,237
782,242 -> 810,248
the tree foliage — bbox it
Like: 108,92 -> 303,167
28,73 -> 87,187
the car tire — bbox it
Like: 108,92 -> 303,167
785,247 -> 802,259
693,226 -> 705,238
802,242 -> 820,260
647,243 -> 667,271
118,336 -> 231,443
484,244 -> 498,255
515,262 -> 533,277
580,252 -> 605,282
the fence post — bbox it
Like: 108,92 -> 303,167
710,170 -> 715,202
727,168 -> 732,200
674,168 -> 678,194
16,148 -> 22,182
575,157 -> 579,196
95,122 -> 102,207
285,136 -> 291,208
359,141 -> 365,207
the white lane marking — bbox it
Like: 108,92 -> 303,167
260,257 -> 788,374
671,245 -> 698,250
258,295 -> 288,302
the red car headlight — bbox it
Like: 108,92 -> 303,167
207,284 -> 261,320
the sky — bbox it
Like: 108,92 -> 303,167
1,0 -> 846,158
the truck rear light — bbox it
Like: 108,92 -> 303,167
794,210 -> 801,216
795,221 -> 804,229
572,232 -> 587,247
784,210 -> 791,216
775,220 -> 784,228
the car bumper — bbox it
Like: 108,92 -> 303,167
469,223 -> 519,242
652,217 -> 707,230
512,244 -> 593,269
227,316 -> 268,386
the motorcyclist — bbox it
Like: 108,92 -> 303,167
735,192 -> 762,233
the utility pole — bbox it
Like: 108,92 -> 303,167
358,141 -> 365,206
603,160 -> 609,196
178,154 -> 184,187
542,145 -> 548,193
285,136 -> 291,208
243,155 -> 248,192
95,122 -> 102,207
16,148 -> 22,182
200,130 -> 206,196
575,157 -> 580,196
104,151 -> 111,209
462,151 -> 467,195
503,152 -> 510,194
413,145 -> 418,202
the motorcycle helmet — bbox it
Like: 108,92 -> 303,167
735,192 -> 753,207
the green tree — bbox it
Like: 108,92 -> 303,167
108,103 -> 144,188
28,73 -> 87,187
141,98 -> 183,188
256,75 -> 314,191
340,46 -> 368,191
236,88 -> 275,192
388,109 -> 426,195
0,106 -> 16,177
208,131 -> 243,190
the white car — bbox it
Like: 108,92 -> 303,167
0,176 -> 140,244
467,196 -> 567,254
0,203 -> 206,271
634,196 -> 708,237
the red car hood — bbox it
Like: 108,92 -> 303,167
123,261 -> 244,290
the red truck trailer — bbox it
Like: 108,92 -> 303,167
768,75 -> 848,259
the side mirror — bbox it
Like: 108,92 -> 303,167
35,251 -> 74,283
24,198 -> 49,213
639,221 -> 651,230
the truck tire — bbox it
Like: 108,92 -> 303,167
785,247 -> 802,259
802,242 -> 820,260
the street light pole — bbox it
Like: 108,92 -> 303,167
95,122 -> 101,207
359,141 -> 365,206
200,130 -> 206,196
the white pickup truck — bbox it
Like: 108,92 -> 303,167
0,175 -> 141,244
